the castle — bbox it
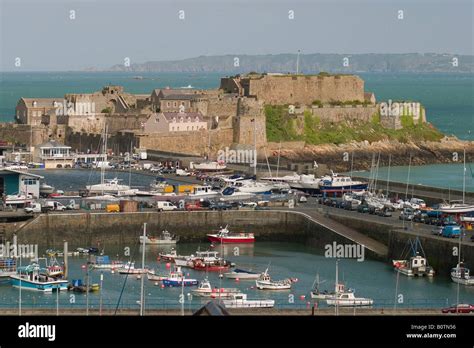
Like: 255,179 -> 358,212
10,73 -> 425,159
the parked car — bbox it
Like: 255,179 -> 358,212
357,204 -> 369,213
399,209 -> 414,221
413,212 -> 428,223
156,201 -> 177,212
209,201 -> 233,211
185,201 -> 204,211
160,167 -> 175,174
377,209 -> 392,217
441,224 -> 461,238
150,166 -> 162,173
431,226 -> 443,236
442,304 -> 474,314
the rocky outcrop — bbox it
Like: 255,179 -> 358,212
270,137 -> 473,171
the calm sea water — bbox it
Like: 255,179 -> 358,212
0,242 -> 472,311
0,72 -> 473,139
354,162 -> 474,193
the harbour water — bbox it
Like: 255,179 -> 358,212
354,162 -> 474,193
0,242 -> 473,311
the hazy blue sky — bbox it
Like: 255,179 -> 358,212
0,0 -> 472,71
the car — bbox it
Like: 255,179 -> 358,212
357,204 -> 369,213
399,209 -> 414,221
209,201 -> 233,211
156,201 -> 177,212
442,304 -> 474,314
431,226 -> 443,236
441,224 -> 461,238
160,167 -> 175,174
413,212 -> 428,223
185,201 -> 204,211
377,209 -> 392,217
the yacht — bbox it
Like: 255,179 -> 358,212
439,201 -> 474,214
319,171 -> 368,193
190,161 -> 227,172
451,262 -> 474,285
86,178 -> 138,196
326,290 -> 374,307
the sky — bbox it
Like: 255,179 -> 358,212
0,0 -> 472,71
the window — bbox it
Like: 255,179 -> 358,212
22,179 -> 37,186
174,102 -> 177,107
167,102 -> 170,107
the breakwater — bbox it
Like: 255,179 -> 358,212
9,210 -> 473,275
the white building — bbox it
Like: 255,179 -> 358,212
143,112 -> 208,133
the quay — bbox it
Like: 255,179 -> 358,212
7,200 -> 474,275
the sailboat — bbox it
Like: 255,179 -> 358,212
85,126 -> 138,196
440,148 -> 474,213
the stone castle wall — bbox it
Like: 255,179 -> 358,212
239,75 -> 365,105
0,123 -> 49,146
310,105 -> 378,123
137,128 -> 234,156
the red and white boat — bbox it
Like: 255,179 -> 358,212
207,225 -> 255,244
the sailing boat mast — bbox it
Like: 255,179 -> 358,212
386,154 -> 391,198
140,223 -> 146,316
100,126 -> 108,196
462,147 -> 466,204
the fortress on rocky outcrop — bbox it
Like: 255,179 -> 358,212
7,72 -> 426,159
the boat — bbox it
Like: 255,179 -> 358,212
319,171 -> 368,194
221,293 -> 275,308
190,161 -> 226,172
187,185 -> 220,199
5,193 -> 34,206
34,256 -> 64,278
150,177 -> 169,191
10,263 -> 68,292
139,230 -> 179,245
67,279 -> 100,292
451,262 -> 474,285
191,258 -> 232,272
207,225 -> 255,244
218,187 -> 255,201
255,269 -> 292,290
161,266 -> 198,287
230,179 -> 275,194
86,178 -> 138,196
157,248 -> 182,262
117,261 -> 148,274
191,278 -> 240,298
392,238 -> 435,277
439,201 -> 474,214
39,182 -> 55,196
224,268 -> 261,280
90,255 -> 125,270
326,290 -> 374,307
310,274 -> 344,300
0,258 -> 17,278
147,270 -> 169,282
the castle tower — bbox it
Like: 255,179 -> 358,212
233,97 -> 266,149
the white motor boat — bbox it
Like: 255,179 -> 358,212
229,179 -> 274,194
255,269 -> 292,290
221,293 -> 275,308
117,261 -> 148,274
187,185 -> 220,199
5,193 -> 34,205
190,161 -> 227,172
218,187 -> 255,201
86,178 -> 138,195
393,255 -> 435,277
140,230 -> 179,245
326,290 -> 373,307
451,262 -> 474,285
439,201 -> 474,214
39,182 -> 55,196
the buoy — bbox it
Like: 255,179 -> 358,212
81,265 -> 86,270
235,277 -> 240,282
306,301 -> 310,309
160,284 -> 165,289
187,273 -> 190,277
300,295 -> 305,301
219,274 -> 223,279
136,275 -> 141,280
154,282 -> 159,286
111,270 -> 115,274
165,263 -> 171,269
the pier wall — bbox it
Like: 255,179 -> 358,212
328,214 -> 474,275
10,211 -> 363,257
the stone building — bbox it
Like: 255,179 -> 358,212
143,112 -> 207,134
16,98 -> 63,125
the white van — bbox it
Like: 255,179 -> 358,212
409,198 -> 426,209
156,201 -> 177,212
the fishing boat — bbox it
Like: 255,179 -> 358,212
0,258 -> 17,278
117,261 -> 148,274
392,238 -> 435,277
255,269 -> 292,290
10,263 -> 68,292
221,293 -> 274,308
310,275 -> 345,300
224,268 -> 261,280
326,290 -> 374,307
191,278 -> 240,298
157,248 -> 180,262
90,255 -> 125,270
161,266 -> 198,287
139,230 -> 179,245
451,262 -> 474,285
35,257 -> 64,278
207,225 -> 255,244
191,258 -> 232,272
67,279 -> 100,292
